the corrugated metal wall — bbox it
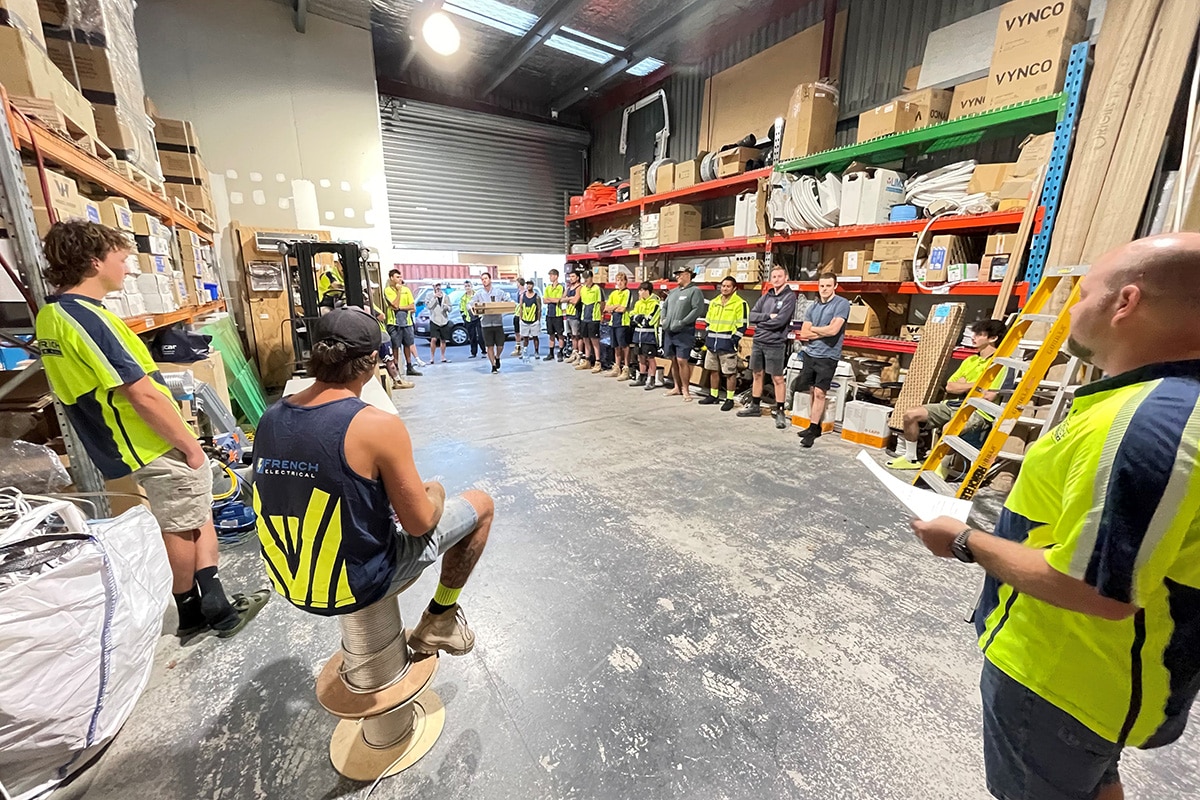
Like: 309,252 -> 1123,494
589,0 -> 1010,180
380,98 -> 589,253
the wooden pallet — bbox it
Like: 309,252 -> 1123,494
113,160 -> 167,199
172,197 -> 197,221
195,210 -> 216,232
11,95 -> 119,170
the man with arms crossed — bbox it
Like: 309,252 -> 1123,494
739,265 -> 796,428
472,272 -> 511,374
912,234 -> 1200,800
661,266 -> 706,401
36,221 -> 266,639
253,308 -> 493,652
542,268 -> 566,361
796,272 -> 850,448
576,270 -> 604,373
605,272 -> 634,380
385,268 -> 421,377
563,270 -> 583,363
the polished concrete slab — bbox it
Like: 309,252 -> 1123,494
60,352 -> 1200,799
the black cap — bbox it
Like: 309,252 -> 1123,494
314,308 -> 380,357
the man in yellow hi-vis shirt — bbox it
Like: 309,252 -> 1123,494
912,234 -> 1200,800
887,318 -> 1008,469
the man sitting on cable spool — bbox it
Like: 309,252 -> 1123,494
252,306 -> 493,650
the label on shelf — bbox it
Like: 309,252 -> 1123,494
746,236 -> 766,245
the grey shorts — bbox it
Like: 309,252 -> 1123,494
519,320 -> 541,338
749,341 -> 786,376
704,349 -> 739,375
981,659 -> 1122,800
133,448 -> 213,532
926,401 -> 990,433
565,317 -> 581,337
389,325 -> 415,348
389,496 -> 479,589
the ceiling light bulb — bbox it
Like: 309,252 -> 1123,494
422,11 -> 460,56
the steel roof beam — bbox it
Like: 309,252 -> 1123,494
480,0 -> 592,96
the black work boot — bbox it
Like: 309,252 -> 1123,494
799,422 -> 822,448
736,401 -> 761,418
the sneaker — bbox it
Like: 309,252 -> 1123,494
736,403 -> 762,418
408,604 -> 475,656
886,457 -> 922,471
799,424 -> 822,449
210,590 -> 271,639
469,353 -> 478,359
617,368 -> 632,382
774,408 -> 788,429
698,395 -> 718,406
591,364 -> 603,374
721,398 -> 735,412
406,365 -> 422,377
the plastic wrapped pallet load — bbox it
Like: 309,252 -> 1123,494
0,499 -> 171,800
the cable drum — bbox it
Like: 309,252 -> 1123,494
337,600 -> 411,693
646,158 -> 674,194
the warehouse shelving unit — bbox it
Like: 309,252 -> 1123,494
0,88 -> 223,501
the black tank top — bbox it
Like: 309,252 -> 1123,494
252,396 -> 397,615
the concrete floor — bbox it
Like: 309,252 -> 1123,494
60,349 -> 1199,800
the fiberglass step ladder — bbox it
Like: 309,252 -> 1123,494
912,264 -> 1094,500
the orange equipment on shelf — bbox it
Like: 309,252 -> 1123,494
580,182 -> 617,212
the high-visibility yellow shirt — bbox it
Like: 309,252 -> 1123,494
385,284 -> 414,326
607,288 -> 631,326
580,284 -> 603,322
977,360 -> 1200,748
544,282 -> 564,318
704,294 -> 748,353
949,353 -> 1008,421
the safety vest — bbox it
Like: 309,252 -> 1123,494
632,295 -> 661,345
459,292 -> 475,322
385,284 -> 414,326
580,284 -> 603,322
520,293 -> 540,322
705,294 -> 749,353
607,288 -> 631,326
544,282 -> 564,318
562,285 -> 580,316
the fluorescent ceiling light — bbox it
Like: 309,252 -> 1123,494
546,34 -> 611,63
626,57 -> 664,76
423,11 -> 461,56
560,26 -> 622,52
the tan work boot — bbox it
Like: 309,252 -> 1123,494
617,367 -> 632,381
605,365 -> 618,377
591,363 -> 603,374
408,604 -> 475,656
575,360 -> 591,370
396,377 -> 415,390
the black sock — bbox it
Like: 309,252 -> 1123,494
776,402 -> 785,411
751,395 -> 761,405
196,566 -> 237,627
428,599 -> 455,615
174,585 -> 206,630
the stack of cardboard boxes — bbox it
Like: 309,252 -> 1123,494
856,0 -> 1086,141
178,228 -> 217,303
0,0 -> 96,137
155,117 -> 213,217
41,0 -> 161,180
22,165 -> 99,233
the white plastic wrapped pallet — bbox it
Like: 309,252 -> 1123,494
0,500 -> 171,800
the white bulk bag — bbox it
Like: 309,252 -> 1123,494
0,501 -> 171,800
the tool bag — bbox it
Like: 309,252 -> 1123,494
0,501 -> 171,800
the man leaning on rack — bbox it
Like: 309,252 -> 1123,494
35,220 -> 267,641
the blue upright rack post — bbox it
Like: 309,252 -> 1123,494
1024,40 -> 1090,287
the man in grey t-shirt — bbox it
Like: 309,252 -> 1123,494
797,272 -> 850,448
661,266 -> 706,401
472,272 -> 512,374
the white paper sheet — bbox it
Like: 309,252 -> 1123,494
856,450 -> 973,523
282,377 -> 398,415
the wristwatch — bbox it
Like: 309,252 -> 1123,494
951,528 -> 976,563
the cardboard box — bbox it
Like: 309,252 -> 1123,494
153,117 -> 200,151
949,77 -> 989,120
873,236 -> 917,261
590,266 -> 609,283
845,297 -> 882,336
820,240 -> 862,276
854,168 -> 907,225
137,253 -> 171,275
480,301 -> 517,314
924,235 -> 972,283
130,212 -> 169,237
704,265 -> 730,282
900,324 -> 922,341
701,225 -> 736,241
899,88 -> 953,128
841,400 -> 893,449
90,102 -> 154,162
674,157 -> 703,188
654,161 -> 675,194
629,163 -> 647,200
1,0 -> 44,48
856,101 -> 920,143
992,0 -> 1088,56
792,391 -> 836,433
840,248 -> 874,282
659,203 -> 702,245
23,165 -> 78,212
98,197 -> 134,231
1010,132 -> 1055,179
968,163 -> 1017,195
717,146 -> 758,178
158,150 -> 207,184
165,182 -> 213,215
985,232 -> 1018,255
984,41 -> 1073,111
866,259 -> 913,282
903,65 -> 922,92
0,28 -> 96,137
780,82 -> 838,161
983,253 -> 1011,282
